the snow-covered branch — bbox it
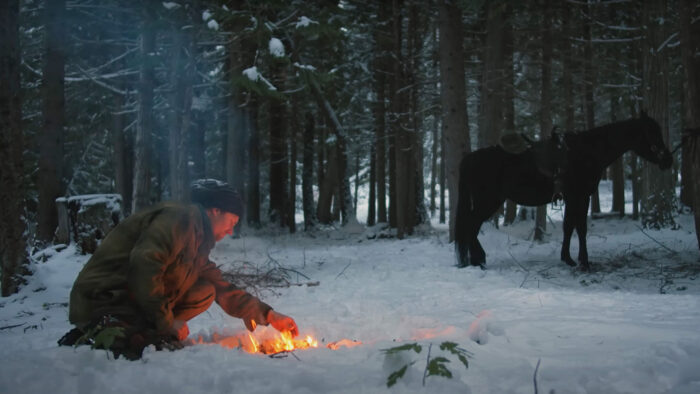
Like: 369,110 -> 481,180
572,36 -> 643,43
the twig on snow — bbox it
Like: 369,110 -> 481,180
533,358 -> 542,394
0,323 -> 25,330
335,262 -> 352,279
634,225 -> 677,255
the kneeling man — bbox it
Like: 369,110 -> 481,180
62,179 -> 297,358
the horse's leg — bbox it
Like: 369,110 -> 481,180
468,200 -> 503,267
469,221 -> 486,267
560,202 -> 577,266
575,196 -> 592,270
455,213 -> 475,268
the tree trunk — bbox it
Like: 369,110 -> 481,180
289,116 -> 298,234
316,144 -> 338,224
112,76 -> 133,217
247,101 -> 261,227
439,130 -> 447,224
392,0 -> 409,238
481,1 -> 509,227
583,2 -> 600,215
226,96 -> 247,199
354,151 -> 360,211
410,2 -> 427,229
302,113 -> 317,230
429,23 -> 440,220
641,0 -> 675,229
535,0 -> 552,242
368,143 -> 376,226
269,61 -> 288,228
310,77 -> 357,226
337,128 -> 355,225
226,38 -> 247,198
0,0 -> 28,296
168,23 -> 192,203
503,9 -> 517,226
38,0 -> 67,243
430,107 -> 439,217
680,0 -> 700,248
438,0 -> 471,241
132,3 -> 156,213
190,109 -> 206,180
562,3 -> 575,134
374,2 -> 389,225
610,95 -> 625,216
478,1 -> 507,150
317,120 -> 326,206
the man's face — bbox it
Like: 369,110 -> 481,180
209,209 -> 239,242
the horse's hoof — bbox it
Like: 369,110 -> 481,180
562,258 -> 576,267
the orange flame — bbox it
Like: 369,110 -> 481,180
189,327 -> 360,355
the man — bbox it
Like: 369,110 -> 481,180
60,179 -> 298,359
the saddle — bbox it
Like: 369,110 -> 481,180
499,130 -> 568,202
499,131 -> 567,176
498,133 -> 531,154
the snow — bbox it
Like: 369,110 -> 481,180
162,2 -> 180,10
242,66 -> 260,81
269,37 -> 285,58
242,66 -> 277,91
55,193 -> 121,214
207,20 -> 219,31
293,62 -> 317,71
1,182 -> 699,393
296,16 -> 319,29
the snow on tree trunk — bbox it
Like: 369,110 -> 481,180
55,194 -> 122,255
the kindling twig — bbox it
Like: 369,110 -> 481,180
335,262 -> 352,279
266,248 -> 311,280
634,225 -> 677,255
0,323 -> 25,330
533,358 -> 541,394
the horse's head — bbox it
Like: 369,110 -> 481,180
633,111 -> 673,170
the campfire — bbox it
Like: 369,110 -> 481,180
245,330 -> 318,354
189,326 -> 361,355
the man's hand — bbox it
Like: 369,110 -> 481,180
170,319 -> 189,341
267,310 -> 299,337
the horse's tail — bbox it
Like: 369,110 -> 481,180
454,154 -> 473,267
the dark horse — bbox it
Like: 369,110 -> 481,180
455,112 -> 673,270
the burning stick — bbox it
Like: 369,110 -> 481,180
189,327 -> 360,356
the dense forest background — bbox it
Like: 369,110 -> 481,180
1,0 -> 699,296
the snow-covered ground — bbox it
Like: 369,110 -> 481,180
1,181 -> 699,394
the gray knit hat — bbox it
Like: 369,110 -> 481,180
190,179 -> 244,217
